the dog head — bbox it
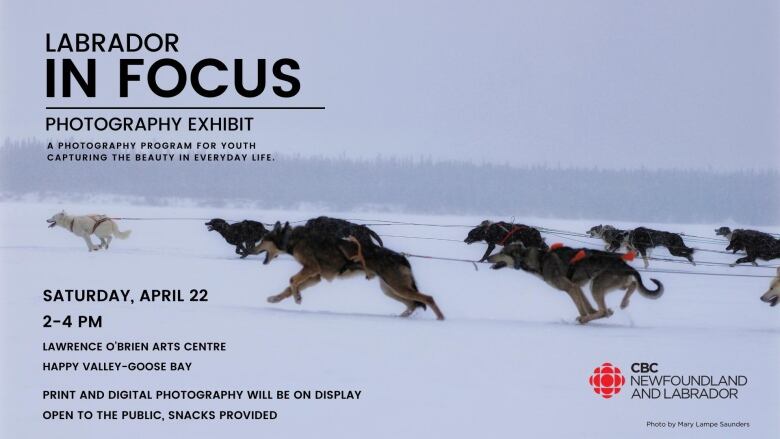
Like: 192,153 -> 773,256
487,243 -> 539,272
714,226 -> 732,237
464,220 -> 491,244
760,267 -> 780,307
586,225 -> 604,237
257,221 -> 291,265
46,211 -> 65,228
205,218 -> 229,232
587,224 -> 615,238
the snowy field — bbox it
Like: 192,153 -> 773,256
0,201 -> 778,438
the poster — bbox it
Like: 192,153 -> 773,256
1,1 -> 778,437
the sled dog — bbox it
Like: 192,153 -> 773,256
589,225 -> 694,267
205,218 -> 268,258
46,211 -> 131,251
488,245 -> 663,323
338,236 -> 445,320
715,227 -> 780,266
464,220 -> 548,262
760,267 -> 780,307
255,221 -> 443,320
587,225 -> 629,252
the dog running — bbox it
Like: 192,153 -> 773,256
205,218 -> 268,258
338,236 -> 445,320
255,219 -> 442,319
488,244 -> 663,323
760,267 -> 780,307
715,227 -> 780,266
464,220 -> 548,262
589,225 -> 694,267
47,211 -> 131,251
587,225 -> 629,252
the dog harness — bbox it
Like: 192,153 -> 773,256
498,225 -> 527,246
90,216 -> 111,233
72,215 -> 111,234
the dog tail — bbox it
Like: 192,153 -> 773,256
632,271 -> 663,299
113,228 -> 132,239
367,228 -> 383,247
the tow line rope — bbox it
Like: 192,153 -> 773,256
105,216 -> 778,277
400,252 -> 483,271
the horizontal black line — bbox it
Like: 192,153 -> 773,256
45,106 -> 325,110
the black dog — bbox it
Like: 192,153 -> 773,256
625,226 -> 695,267
715,227 -> 780,266
205,218 -> 268,258
464,220 -> 548,262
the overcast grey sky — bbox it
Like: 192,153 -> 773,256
1,0 -> 778,170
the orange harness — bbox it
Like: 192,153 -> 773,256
498,225 -> 526,246
549,242 -> 636,264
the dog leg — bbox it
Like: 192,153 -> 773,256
733,255 -> 755,266
289,267 -> 320,304
479,243 -> 496,262
241,241 -> 255,258
104,235 -> 112,249
565,287 -> 590,322
378,281 -> 418,317
390,287 -> 445,320
267,287 -> 294,303
620,282 -> 637,309
581,277 -> 613,323
554,278 -> 598,317
553,279 -> 597,323
267,276 -> 321,304
639,248 -> 649,268
82,235 -> 99,252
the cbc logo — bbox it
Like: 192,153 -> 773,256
588,362 -> 625,399
589,362 -> 659,399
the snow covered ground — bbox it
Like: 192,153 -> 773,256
0,201 -> 778,438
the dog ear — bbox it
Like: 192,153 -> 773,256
272,221 -> 281,232
480,220 -> 490,226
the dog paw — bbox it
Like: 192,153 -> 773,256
293,296 -> 302,305
620,300 -> 630,310
606,308 -> 614,317
267,295 -> 281,303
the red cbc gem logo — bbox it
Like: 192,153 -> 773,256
589,362 -> 625,399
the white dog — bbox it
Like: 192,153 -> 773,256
46,211 -> 131,251
761,267 -> 780,307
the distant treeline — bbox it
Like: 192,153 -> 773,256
1,139 -> 778,224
